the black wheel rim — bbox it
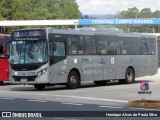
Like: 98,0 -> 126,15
69,75 -> 77,85
127,71 -> 133,81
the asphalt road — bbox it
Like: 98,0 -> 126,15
0,98 -> 159,120
0,69 -> 160,120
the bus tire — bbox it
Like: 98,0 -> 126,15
119,68 -> 135,84
66,71 -> 80,89
34,84 -> 46,90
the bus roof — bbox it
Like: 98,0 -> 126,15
13,27 -> 156,38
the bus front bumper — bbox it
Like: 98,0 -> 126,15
10,73 -> 49,84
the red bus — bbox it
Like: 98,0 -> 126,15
0,34 -> 11,84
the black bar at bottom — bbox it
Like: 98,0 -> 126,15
0,111 -> 160,117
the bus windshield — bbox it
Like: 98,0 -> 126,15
10,40 -> 47,64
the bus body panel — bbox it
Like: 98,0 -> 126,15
115,55 -> 135,79
93,55 -> 104,80
0,34 -> 11,82
149,52 -> 158,76
64,56 -> 94,82
0,59 -> 9,81
76,56 -> 94,82
103,56 -> 116,80
48,60 -> 67,83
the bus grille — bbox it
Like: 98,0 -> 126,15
13,76 -> 37,82
11,65 -> 39,71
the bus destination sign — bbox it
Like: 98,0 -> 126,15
14,30 -> 42,38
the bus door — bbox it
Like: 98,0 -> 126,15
49,34 -> 67,83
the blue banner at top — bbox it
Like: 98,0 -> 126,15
78,19 -> 160,25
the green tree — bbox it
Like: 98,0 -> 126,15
116,7 -> 160,33
0,0 -> 81,33
0,0 -> 13,20
116,7 -> 139,18
138,8 -> 153,18
153,10 -> 160,18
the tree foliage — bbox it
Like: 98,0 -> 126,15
116,7 -> 160,33
0,0 -> 81,33
116,7 -> 160,19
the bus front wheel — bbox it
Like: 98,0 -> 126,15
34,84 -> 46,90
119,68 -> 135,84
66,71 -> 80,89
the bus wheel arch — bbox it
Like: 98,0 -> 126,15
119,66 -> 135,84
66,68 -> 81,89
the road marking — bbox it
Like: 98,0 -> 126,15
28,100 -> 47,102
61,103 -> 83,106
1,97 -> 14,100
99,106 -> 124,109
0,91 -> 128,103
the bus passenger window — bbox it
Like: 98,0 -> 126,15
97,37 -> 107,55
53,43 -> 59,56
130,38 -> 140,55
141,39 -> 150,55
70,37 -> 78,54
78,36 -> 83,54
84,36 -> 96,55
51,42 -> 65,57
120,38 -> 130,55
68,36 -> 84,55
107,37 -> 120,55
150,39 -> 156,55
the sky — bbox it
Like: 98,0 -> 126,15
76,0 -> 160,14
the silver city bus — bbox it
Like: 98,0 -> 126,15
9,28 -> 158,89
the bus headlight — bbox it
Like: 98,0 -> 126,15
37,69 -> 47,77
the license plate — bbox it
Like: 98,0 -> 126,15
21,79 -> 27,82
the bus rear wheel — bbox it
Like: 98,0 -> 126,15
34,84 -> 46,90
119,68 -> 135,84
66,71 -> 80,89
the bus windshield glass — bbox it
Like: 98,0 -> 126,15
10,40 -> 47,64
